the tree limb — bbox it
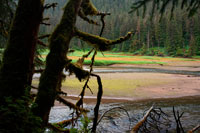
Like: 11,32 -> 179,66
131,106 -> 154,133
75,29 -> 133,51
56,96 -> 89,113
44,3 -> 58,10
38,34 -> 51,39
188,124 -> 200,133
37,40 -> 48,47
91,73 -> 103,132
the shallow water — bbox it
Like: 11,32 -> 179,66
90,67 -> 200,76
34,66 -> 200,79
49,96 -> 200,133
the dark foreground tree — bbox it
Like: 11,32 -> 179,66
0,0 -> 132,132
0,0 -> 44,103
0,0 -> 45,132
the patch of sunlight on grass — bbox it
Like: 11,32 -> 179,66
71,59 -> 166,66
192,56 -> 200,59
138,56 -> 162,60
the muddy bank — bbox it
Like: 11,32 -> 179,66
54,72 -> 200,105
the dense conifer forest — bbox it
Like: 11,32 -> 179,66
37,0 -> 200,57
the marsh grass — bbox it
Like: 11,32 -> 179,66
40,50 -> 200,66
60,75 -> 170,97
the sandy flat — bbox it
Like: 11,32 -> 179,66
54,72 -> 200,105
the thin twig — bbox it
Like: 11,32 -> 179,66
44,3 -> 58,10
56,96 -> 89,113
37,40 -> 48,47
38,34 -> 50,39
97,107 -> 131,130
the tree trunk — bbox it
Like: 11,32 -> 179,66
0,0 -> 44,103
32,0 -> 82,125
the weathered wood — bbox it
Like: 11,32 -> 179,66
131,106 -> 154,133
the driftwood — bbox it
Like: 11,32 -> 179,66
131,106 -> 154,133
188,124 -> 200,133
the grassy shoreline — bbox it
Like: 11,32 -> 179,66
40,50 -> 200,66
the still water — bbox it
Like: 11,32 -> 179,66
49,96 -> 200,133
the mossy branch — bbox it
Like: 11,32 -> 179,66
56,96 -> 89,113
80,0 -> 98,16
75,29 -> 133,51
79,9 -> 99,25
67,63 -> 90,81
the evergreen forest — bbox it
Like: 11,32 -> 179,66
38,0 -> 200,57
0,0 -> 200,132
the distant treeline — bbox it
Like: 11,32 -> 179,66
16,0 -> 200,56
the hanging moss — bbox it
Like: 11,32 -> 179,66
32,0 -> 83,125
33,0 -> 133,129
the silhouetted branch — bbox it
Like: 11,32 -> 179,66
34,69 -> 44,73
56,96 -> 89,113
173,106 -> 185,133
44,3 -> 58,10
99,13 -> 110,37
97,107 -> 131,130
91,73 -> 103,132
37,40 -> 48,47
31,86 -> 38,89
38,34 -> 50,39
40,22 -> 51,26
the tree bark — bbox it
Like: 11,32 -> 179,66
32,0 -> 82,125
0,0 -> 44,103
